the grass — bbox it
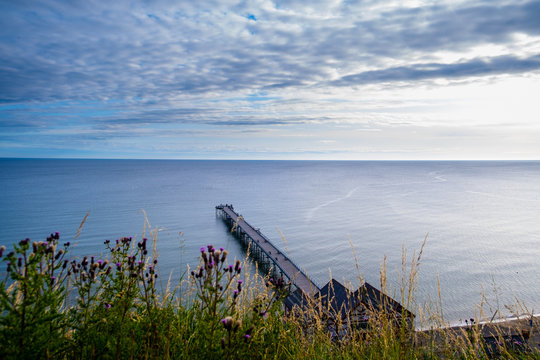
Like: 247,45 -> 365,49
0,230 -> 539,359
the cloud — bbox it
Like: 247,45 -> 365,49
2,0 -> 540,105
332,53 -> 540,85
1,0 -> 540,158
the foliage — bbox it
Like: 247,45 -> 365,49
0,233 -> 538,359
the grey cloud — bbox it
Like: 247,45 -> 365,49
333,53 -> 540,85
2,0 -> 540,106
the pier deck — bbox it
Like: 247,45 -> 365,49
216,204 -> 320,296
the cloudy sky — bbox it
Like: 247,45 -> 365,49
1,0 -> 540,160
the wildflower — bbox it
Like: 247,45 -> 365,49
105,303 -> 111,309
221,316 -> 234,331
0,245 -> 5,257
50,276 -> 56,285
221,337 -> 226,349
55,249 -> 64,260
244,334 -> 251,342
200,246 -> 205,253
104,239 -> 110,245
234,320 -> 242,332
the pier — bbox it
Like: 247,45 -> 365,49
216,204 -> 320,296
216,204 -> 414,335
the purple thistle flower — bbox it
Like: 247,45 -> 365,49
220,247 -> 224,251
105,303 -> 111,309
238,280 -> 243,285
200,246 -> 205,253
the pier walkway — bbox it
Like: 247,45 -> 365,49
216,204 -> 320,296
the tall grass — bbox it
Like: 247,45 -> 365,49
0,231 -> 538,359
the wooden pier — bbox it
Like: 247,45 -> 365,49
216,204 -> 320,296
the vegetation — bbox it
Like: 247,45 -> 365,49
0,232 -> 538,359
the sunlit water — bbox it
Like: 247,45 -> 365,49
1,159 -> 539,324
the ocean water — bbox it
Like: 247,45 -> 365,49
1,159 -> 539,324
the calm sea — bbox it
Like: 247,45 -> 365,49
1,159 -> 539,324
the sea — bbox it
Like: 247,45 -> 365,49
1,159 -> 539,325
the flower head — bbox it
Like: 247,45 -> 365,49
221,316 -> 234,331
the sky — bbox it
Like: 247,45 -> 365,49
1,0 -> 540,160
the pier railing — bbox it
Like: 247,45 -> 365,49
216,204 -> 320,295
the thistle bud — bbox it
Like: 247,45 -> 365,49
221,316 -> 234,331
234,320 -> 242,332
55,249 -> 64,260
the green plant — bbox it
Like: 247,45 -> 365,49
0,233 -> 70,359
